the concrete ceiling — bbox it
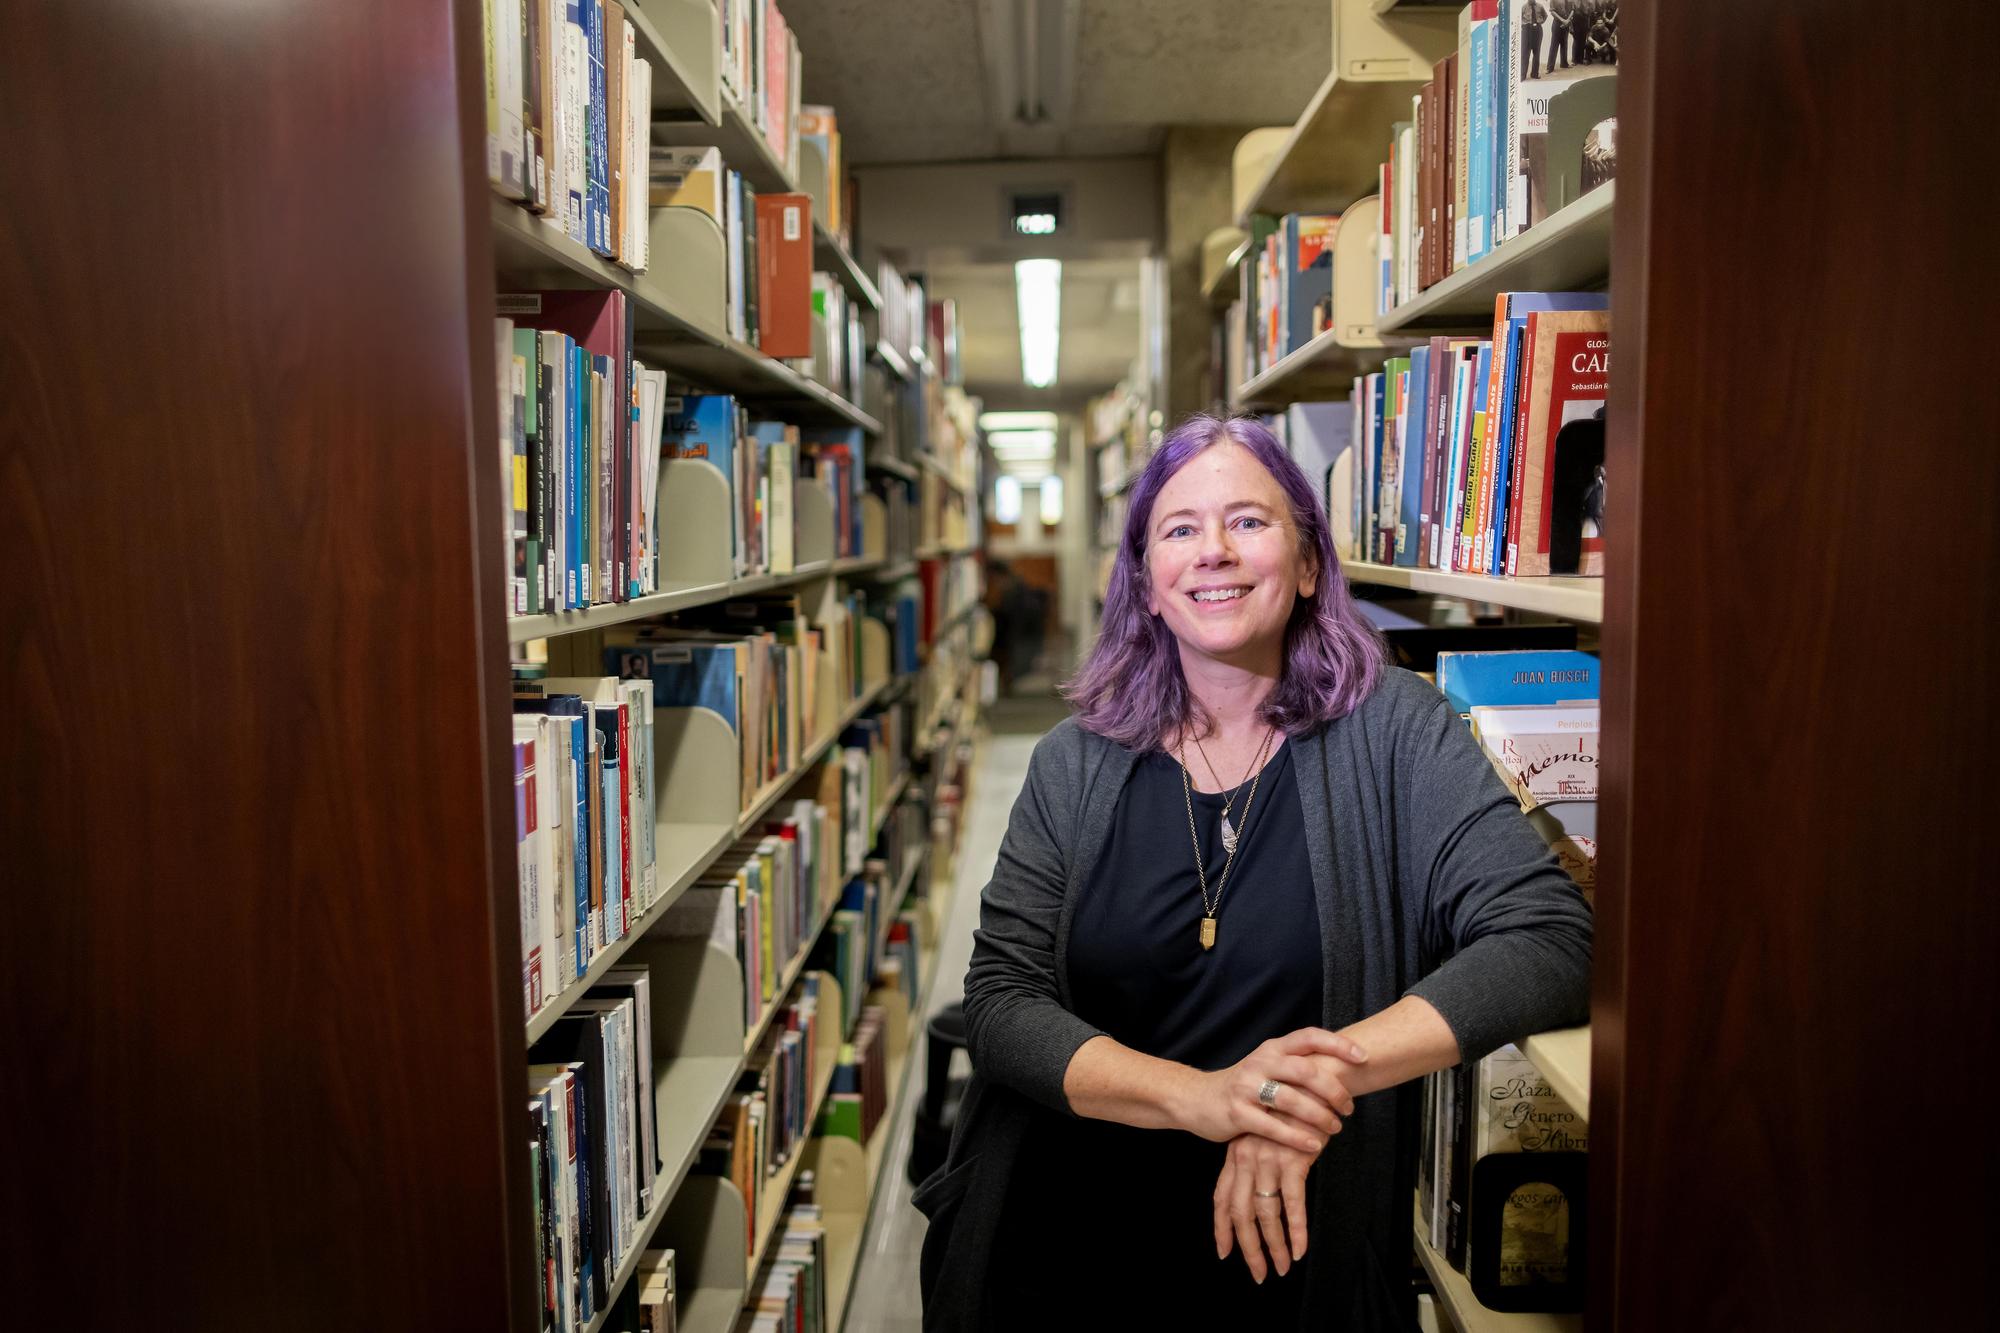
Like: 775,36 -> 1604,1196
927,256 -> 1142,410
782,0 -> 1331,403
786,0 -> 1331,166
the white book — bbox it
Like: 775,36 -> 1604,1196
524,715 -> 564,1000
618,678 -> 657,907
768,441 -> 794,574
529,1068 -> 581,1333
623,36 -> 650,271
544,718 -> 575,988
497,0 -> 527,198
563,17 -> 588,244
1468,702 -> 1601,808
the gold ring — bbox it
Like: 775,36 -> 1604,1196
1254,1189 -> 1282,1200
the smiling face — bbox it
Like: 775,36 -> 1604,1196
1143,439 -> 1318,670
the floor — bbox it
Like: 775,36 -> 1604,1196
838,685 -> 1057,1332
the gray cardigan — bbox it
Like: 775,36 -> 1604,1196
913,668 -> 1594,1331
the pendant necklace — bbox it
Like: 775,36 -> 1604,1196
1190,731 -> 1263,856
1179,723 -> 1276,951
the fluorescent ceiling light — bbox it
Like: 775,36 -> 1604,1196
1014,212 -> 1057,235
994,474 -> 1023,524
1015,258 -> 1061,388
988,428 -> 1056,460
1039,474 -> 1065,525
979,410 -> 1058,432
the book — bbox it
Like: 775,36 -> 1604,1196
660,393 -> 744,577
1436,648 -> 1599,719
754,193 -> 813,359
1505,0 -> 1619,238
647,144 -> 725,218
1512,308 -> 1610,576
1282,213 -> 1340,355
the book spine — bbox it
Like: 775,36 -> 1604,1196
616,703 -> 633,935
564,8 -> 587,243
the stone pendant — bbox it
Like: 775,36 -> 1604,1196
1200,916 -> 1217,950
1220,813 -> 1238,855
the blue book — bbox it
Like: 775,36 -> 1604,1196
662,393 -> 741,573
607,642 -> 741,738
1367,373 -> 1387,560
1435,649 -> 1600,719
1467,14 -> 1494,263
1396,345 -> 1431,567
580,0 -> 610,256
1488,318 -> 1528,574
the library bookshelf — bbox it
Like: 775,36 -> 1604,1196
1208,4 -> 1997,1330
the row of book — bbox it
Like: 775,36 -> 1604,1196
529,965 -> 664,1333
719,0 -> 802,180
656,393 -> 870,579
1239,212 -> 1341,380
742,1199 -> 831,1333
1422,647 -> 1598,1312
485,0 -> 655,271
609,592 -> 851,814
661,802 -> 837,1038
1377,0 -> 1618,311
699,975 -> 826,1260
515,676 -> 661,1018
634,1249 -> 678,1332
500,289 -> 696,616
1350,291 -> 1609,577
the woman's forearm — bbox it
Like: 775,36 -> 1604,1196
1332,994 -> 1461,1097
1061,1034 -> 1201,1129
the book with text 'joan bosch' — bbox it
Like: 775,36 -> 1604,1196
1435,649 -> 1599,720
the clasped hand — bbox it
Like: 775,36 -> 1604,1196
1180,1027 -> 1368,1283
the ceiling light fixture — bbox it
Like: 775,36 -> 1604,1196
988,428 -> 1056,460
1015,257 -> 1061,389
979,410 -> 1059,432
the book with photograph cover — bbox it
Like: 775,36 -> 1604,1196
1506,0 -> 1618,238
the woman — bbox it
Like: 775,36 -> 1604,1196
913,416 -> 1592,1330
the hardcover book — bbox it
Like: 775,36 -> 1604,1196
1513,309 -> 1610,576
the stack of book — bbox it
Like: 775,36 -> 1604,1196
634,1249 -> 678,1332
1378,0 -> 1619,310
485,0 -> 656,271
798,105 -> 848,244
816,1006 -> 890,1146
800,426 -> 867,559
875,911 -> 925,1013
1440,647 -> 1601,903
1349,291 -> 1609,576
876,267 -> 927,362
495,294 -> 667,617
514,676 -> 660,1018
749,1201 -> 830,1333
529,964 -> 664,1333
718,0 -> 802,176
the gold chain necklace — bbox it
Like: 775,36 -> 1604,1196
1179,723 -> 1276,952
1190,731 -> 1262,854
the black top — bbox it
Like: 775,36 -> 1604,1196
989,739 -> 1323,1325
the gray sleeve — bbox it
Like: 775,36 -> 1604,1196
1396,693 -> 1595,1062
960,730 -> 1107,1117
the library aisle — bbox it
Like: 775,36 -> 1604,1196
14,2 -> 1994,1332
837,727 -> 1032,1332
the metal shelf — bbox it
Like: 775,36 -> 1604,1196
1234,323 -> 1391,411
815,223 -> 882,310
490,196 -> 879,432
1413,1205 -> 1583,1333
1378,186 -> 1615,336
1235,67 -> 1431,228
1343,559 -> 1603,623
508,561 -> 837,644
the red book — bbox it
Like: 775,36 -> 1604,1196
754,193 -> 813,359
1514,310 -> 1611,576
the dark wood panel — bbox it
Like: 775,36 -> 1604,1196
1598,1 -> 1999,1327
0,1 -> 531,1328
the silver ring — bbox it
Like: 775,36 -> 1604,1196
1257,1079 -> 1283,1109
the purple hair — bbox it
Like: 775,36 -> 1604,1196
1062,414 -> 1385,751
